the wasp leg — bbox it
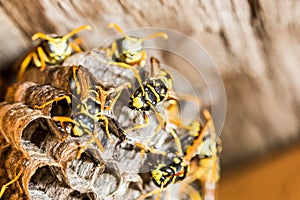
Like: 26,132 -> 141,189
108,41 -> 117,58
199,151 -> 220,199
178,93 -> 202,108
124,112 -> 149,135
0,168 -> 23,199
36,46 -> 50,71
33,95 -> 71,110
185,158 -> 218,200
18,52 -> 39,81
137,188 -> 161,200
34,96 -> 71,140
98,115 -> 114,143
52,116 -> 79,139
46,118 -> 68,142
166,93 -> 203,129
0,143 -> 10,152
203,110 -> 220,183
204,181 -> 217,200
69,42 -> 83,52
203,109 -> 214,131
179,183 -> 203,200
76,129 -> 105,159
73,37 -> 83,45
139,127 -> 181,158
103,82 -> 132,111
155,186 -> 164,200
52,116 -> 77,126
164,97 -> 182,128
94,82 -> 131,112
107,61 -> 145,95
195,160 -> 219,199
72,65 -> 81,96
133,141 -> 166,156
169,128 -> 183,157
185,110 -> 220,200
149,104 -> 166,133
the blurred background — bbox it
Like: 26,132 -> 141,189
0,1 -> 300,199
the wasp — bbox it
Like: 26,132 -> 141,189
18,25 -> 91,80
32,65 -> 163,158
176,110 -> 221,200
34,65 -> 129,158
181,128 -> 222,200
126,57 -> 184,155
138,109 -> 221,200
127,57 -> 175,132
103,23 -> 168,95
17,64 -> 163,157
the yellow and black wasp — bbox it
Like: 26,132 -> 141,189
31,65 -> 163,158
181,124 -> 222,200
103,23 -> 168,95
18,25 -> 91,80
125,56 -> 186,156
34,65 -> 129,158
138,109 -> 221,200
127,57 -> 175,133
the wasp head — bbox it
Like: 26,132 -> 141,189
128,87 -> 150,111
116,36 -> 144,64
151,164 -> 175,188
108,23 -> 168,65
42,37 -> 71,61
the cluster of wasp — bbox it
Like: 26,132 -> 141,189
0,23 -> 222,200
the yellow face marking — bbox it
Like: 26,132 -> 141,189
124,52 -> 143,64
132,96 -> 144,109
152,169 -> 163,181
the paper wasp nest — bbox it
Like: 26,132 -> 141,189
0,49 -> 219,200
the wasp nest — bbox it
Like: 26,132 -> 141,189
0,45 -> 220,200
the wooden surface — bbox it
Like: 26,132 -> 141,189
220,143 -> 300,200
0,0 -> 300,165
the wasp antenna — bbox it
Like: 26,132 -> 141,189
142,32 -> 168,42
62,25 -> 91,40
178,93 -> 202,108
202,109 -> 212,121
203,109 -> 216,136
150,56 -> 160,65
150,57 -> 161,76
31,32 -> 56,42
107,23 -> 128,38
